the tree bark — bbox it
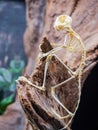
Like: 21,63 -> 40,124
17,0 -> 98,130
0,101 -> 25,130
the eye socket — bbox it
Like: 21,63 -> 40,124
54,15 -> 72,31
59,15 -> 66,23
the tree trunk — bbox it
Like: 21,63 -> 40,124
17,0 -> 98,130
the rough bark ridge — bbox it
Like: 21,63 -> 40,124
0,101 -> 25,130
18,0 -> 98,130
24,0 -> 46,74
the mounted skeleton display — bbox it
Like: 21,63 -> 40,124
17,15 -> 86,130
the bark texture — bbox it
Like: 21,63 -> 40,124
0,101 -> 25,130
24,0 -> 46,74
17,0 -> 98,130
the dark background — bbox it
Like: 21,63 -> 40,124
72,64 -> 98,130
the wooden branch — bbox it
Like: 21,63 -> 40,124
24,0 -> 46,74
18,38 -> 67,130
17,37 -> 98,130
17,0 -> 98,130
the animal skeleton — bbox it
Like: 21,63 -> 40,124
17,15 -> 86,130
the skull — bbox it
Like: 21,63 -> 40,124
54,15 -> 72,31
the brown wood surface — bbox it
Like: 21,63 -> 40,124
0,101 -> 25,130
17,0 -> 98,130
